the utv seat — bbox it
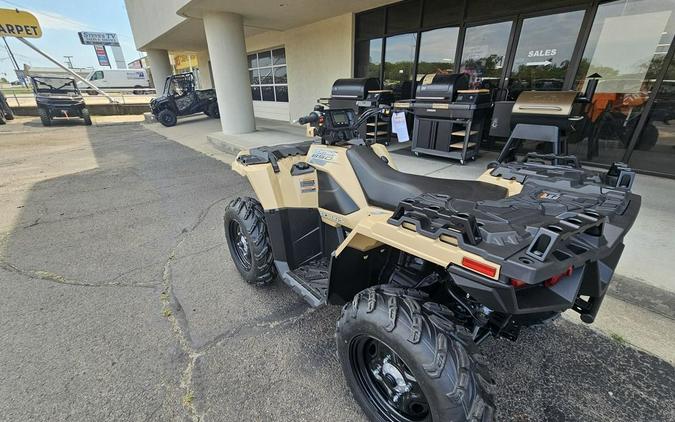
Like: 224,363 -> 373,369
347,146 -> 508,210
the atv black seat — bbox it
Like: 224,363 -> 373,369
347,146 -> 508,210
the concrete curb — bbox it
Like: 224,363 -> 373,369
14,103 -> 149,116
608,275 -> 675,320
205,131 -> 307,156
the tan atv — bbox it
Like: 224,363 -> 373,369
224,105 -> 640,421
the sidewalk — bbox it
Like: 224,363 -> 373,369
144,116 -> 675,363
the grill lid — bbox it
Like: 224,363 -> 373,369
330,78 -> 380,100
512,91 -> 579,117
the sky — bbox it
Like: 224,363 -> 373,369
0,0 -> 141,81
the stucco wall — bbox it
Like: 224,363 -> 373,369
124,0 -> 189,49
245,13 -> 354,121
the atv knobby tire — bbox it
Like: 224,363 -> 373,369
336,286 -> 495,422
224,197 -> 276,285
158,109 -> 177,127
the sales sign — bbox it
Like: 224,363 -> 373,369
79,31 -> 119,46
0,8 -> 41,38
94,45 -> 110,67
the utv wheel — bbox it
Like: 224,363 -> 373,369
224,197 -> 276,285
38,108 -> 51,127
336,287 -> 495,422
207,102 -> 219,118
158,109 -> 177,127
82,108 -> 92,126
3,103 -> 14,120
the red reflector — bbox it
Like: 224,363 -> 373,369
510,278 -> 527,288
544,266 -> 574,288
461,257 -> 497,278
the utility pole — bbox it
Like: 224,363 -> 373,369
63,55 -> 74,69
2,36 -> 26,87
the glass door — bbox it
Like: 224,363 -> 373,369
383,33 -> 417,100
505,10 -> 586,100
568,0 -> 675,167
628,52 -> 675,175
459,21 -> 513,92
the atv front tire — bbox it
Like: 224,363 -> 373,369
224,197 -> 276,285
158,109 -> 177,127
38,108 -> 51,127
336,287 -> 495,422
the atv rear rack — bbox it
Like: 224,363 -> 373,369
387,194 -> 607,263
388,195 -> 483,245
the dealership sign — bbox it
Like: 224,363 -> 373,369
78,31 -> 119,46
0,8 -> 41,38
94,45 -> 110,67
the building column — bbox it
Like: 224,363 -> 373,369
196,51 -> 213,89
203,12 -> 255,134
146,49 -> 172,96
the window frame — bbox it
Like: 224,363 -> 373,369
248,47 -> 288,103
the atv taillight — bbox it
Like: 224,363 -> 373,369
510,278 -> 527,288
544,266 -> 573,287
461,257 -> 497,278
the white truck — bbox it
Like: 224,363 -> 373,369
80,69 -> 152,94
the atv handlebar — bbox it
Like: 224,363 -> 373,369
297,112 -> 320,125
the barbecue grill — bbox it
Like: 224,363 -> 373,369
394,73 -> 493,164
320,78 -> 393,144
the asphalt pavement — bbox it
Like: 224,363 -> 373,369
0,120 -> 673,421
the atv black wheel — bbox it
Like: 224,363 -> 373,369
38,108 -> 51,127
82,108 -> 92,126
336,287 -> 495,422
224,197 -> 276,285
158,109 -> 177,127
207,102 -> 219,118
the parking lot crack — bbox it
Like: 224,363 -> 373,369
159,196 -> 230,421
0,261 -> 156,288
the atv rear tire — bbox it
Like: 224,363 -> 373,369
158,109 -> 177,127
224,197 -> 276,285
207,102 -> 219,119
82,108 -> 92,126
38,108 -> 51,127
336,286 -> 495,422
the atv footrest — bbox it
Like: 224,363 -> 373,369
282,258 -> 330,307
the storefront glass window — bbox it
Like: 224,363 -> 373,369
629,54 -> 675,175
460,21 -> 512,91
248,48 -> 288,103
507,10 -> 585,100
383,33 -> 417,99
416,27 -> 459,81
355,38 -> 383,79
569,0 -> 675,166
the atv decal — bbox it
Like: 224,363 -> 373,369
308,149 -> 337,166
538,191 -> 562,200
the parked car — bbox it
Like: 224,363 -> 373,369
79,69 -> 151,94
149,72 -> 218,127
31,76 -> 92,126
